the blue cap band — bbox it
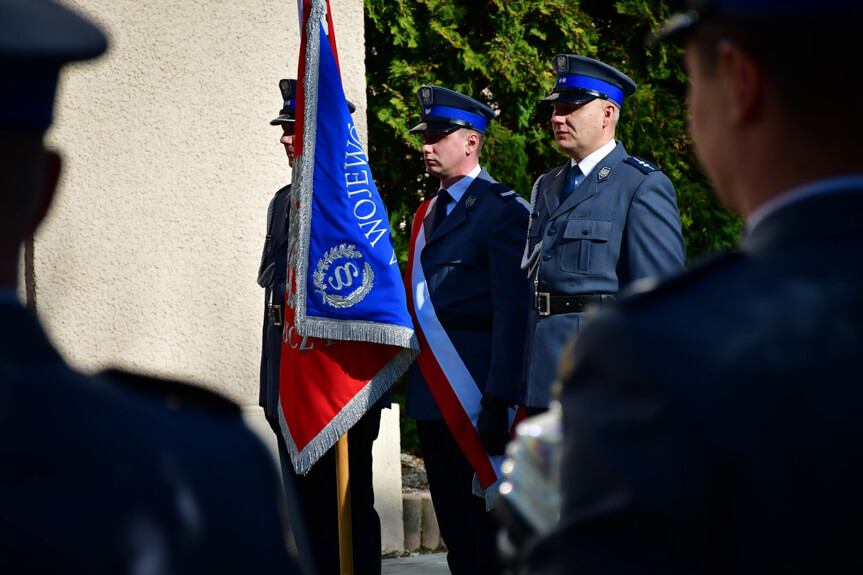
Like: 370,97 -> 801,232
423,105 -> 487,133
556,74 -> 625,106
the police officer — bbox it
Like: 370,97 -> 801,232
526,2 -> 863,572
522,55 -> 686,414
404,86 -> 531,575
0,1 -> 300,572
259,78 -> 296,434
258,79 -> 387,575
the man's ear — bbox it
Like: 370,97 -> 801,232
465,131 -> 480,155
717,40 -> 763,125
26,150 -> 62,237
603,102 -> 617,126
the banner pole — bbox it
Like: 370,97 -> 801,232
336,433 -> 353,575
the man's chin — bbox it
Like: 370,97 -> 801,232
556,138 -> 579,155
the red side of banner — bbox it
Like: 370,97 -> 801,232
280,251 -> 400,453
325,0 -> 341,73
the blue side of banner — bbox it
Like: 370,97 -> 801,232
305,23 -> 412,330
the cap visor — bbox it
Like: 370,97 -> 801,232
408,121 -> 461,134
539,92 -> 598,105
270,114 -> 295,126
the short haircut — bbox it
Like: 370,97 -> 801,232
688,15 -> 863,141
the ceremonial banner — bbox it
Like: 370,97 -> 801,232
405,198 -> 525,500
279,0 -> 418,474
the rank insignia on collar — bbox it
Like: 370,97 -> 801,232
465,194 -> 477,209
598,166 -> 611,180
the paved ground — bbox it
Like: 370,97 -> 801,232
382,552 -> 448,574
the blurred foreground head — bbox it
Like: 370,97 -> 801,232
651,0 -> 863,215
0,0 -> 107,281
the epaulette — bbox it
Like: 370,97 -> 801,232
490,182 -> 518,201
624,156 -> 661,174
100,369 -> 241,418
488,183 -> 531,213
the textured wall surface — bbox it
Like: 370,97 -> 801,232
37,0 -> 369,404
29,0 -> 412,554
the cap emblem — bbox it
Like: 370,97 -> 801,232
279,79 -> 295,100
421,87 -> 433,106
555,54 -> 568,73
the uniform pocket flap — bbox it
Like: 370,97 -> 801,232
563,219 -> 612,242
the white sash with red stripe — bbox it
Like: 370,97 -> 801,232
405,198 -> 520,501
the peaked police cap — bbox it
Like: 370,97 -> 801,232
650,0 -> 863,44
409,86 -> 496,135
0,0 -> 108,130
540,55 -> 636,108
270,78 -> 357,125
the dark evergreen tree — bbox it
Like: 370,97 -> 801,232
364,0 -> 741,266
363,0 -> 742,453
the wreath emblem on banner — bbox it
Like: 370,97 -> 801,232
313,244 -> 375,309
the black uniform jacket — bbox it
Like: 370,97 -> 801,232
0,304 -> 300,573
406,168 -> 531,419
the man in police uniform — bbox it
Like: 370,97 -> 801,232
259,79 -> 387,575
0,1 -> 301,571
522,55 -> 686,413
525,1 -> 863,572
405,86 -> 531,575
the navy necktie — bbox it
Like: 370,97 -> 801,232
560,164 -> 583,202
428,188 -> 451,235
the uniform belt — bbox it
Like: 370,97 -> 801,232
268,304 -> 284,327
534,293 -> 614,316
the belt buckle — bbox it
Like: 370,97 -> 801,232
536,292 -> 551,317
268,304 -> 284,327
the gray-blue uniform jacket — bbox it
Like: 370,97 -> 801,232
522,141 -> 685,408
259,184 -> 291,424
406,168 -> 531,419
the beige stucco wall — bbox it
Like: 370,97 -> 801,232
24,0 -> 408,554
34,0 -> 368,404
